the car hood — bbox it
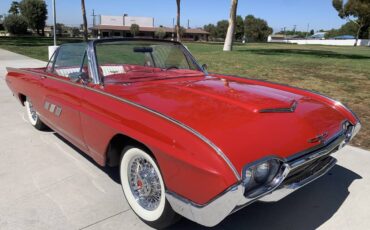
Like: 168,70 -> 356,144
105,75 -> 345,175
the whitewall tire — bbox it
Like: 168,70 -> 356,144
120,146 -> 180,229
25,97 -> 47,130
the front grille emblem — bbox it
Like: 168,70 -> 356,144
308,132 -> 328,144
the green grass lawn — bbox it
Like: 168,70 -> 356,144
0,37 -> 369,149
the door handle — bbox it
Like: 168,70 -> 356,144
41,75 -> 47,79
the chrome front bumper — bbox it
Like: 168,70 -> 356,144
166,122 -> 361,227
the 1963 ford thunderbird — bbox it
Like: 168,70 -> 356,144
5,39 -> 361,228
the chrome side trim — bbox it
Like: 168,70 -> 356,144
85,85 -> 241,180
6,67 -> 241,181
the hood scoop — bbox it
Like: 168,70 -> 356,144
259,100 -> 298,113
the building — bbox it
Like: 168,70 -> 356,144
91,15 -> 209,41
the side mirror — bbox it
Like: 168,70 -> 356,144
68,72 -> 89,84
202,64 -> 208,71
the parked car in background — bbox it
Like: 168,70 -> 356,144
5,39 -> 361,229
333,35 -> 356,40
309,32 -> 326,40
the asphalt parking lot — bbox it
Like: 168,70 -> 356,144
0,48 -> 369,230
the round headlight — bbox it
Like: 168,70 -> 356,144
254,162 -> 270,183
243,169 -> 253,187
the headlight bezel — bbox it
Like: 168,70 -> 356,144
242,156 -> 290,199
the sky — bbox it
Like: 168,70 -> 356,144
0,0 -> 346,32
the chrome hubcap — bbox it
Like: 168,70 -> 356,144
128,156 -> 162,211
28,99 -> 38,122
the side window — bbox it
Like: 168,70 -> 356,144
51,43 -> 87,78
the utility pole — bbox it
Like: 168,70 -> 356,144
187,19 -> 190,29
52,0 -> 57,46
92,9 -> 96,27
172,18 -> 175,41
306,23 -> 310,39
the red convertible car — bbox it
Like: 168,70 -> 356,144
5,39 -> 361,228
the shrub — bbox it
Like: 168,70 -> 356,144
3,14 -> 28,35
155,27 -> 166,39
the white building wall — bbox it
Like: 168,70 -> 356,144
268,36 -> 370,47
100,15 -> 124,26
124,16 -> 154,27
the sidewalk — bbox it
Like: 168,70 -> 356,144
0,48 -> 369,230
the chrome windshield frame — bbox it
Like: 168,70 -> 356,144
87,38 -> 207,85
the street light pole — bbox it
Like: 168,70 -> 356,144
53,0 -> 56,46
48,0 -> 58,60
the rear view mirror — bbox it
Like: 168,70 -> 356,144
202,64 -> 208,71
68,72 -> 89,84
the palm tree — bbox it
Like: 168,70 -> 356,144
223,0 -> 238,51
8,1 -> 20,15
176,0 -> 181,42
81,0 -> 88,42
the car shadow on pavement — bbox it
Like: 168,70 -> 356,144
167,165 -> 361,230
53,132 -> 121,184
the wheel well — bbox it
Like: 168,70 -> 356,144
106,134 -> 153,167
18,94 -> 26,106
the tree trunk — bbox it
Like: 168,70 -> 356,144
223,0 -> 238,51
176,0 -> 181,42
81,0 -> 88,42
354,24 -> 364,47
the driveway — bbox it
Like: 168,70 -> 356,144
0,48 -> 369,230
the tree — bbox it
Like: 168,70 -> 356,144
3,14 -> 28,34
332,0 -> 370,46
69,27 -> 80,37
204,23 -> 217,39
155,27 -> 166,39
244,15 -> 273,42
223,0 -> 238,51
81,0 -> 88,41
8,1 -> 20,15
310,29 -> 315,35
130,24 -> 140,37
216,20 -> 229,39
19,0 -> 47,36
325,21 -> 365,38
54,23 -> 64,36
235,15 -> 244,40
176,0 -> 181,42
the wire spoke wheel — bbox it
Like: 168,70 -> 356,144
120,146 -> 180,228
128,156 -> 162,211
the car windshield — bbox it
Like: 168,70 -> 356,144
95,40 -> 203,82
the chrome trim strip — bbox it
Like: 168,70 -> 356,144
289,132 -> 344,170
87,41 -> 100,84
6,67 -> 241,181
166,184 -> 245,227
259,157 -> 337,202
